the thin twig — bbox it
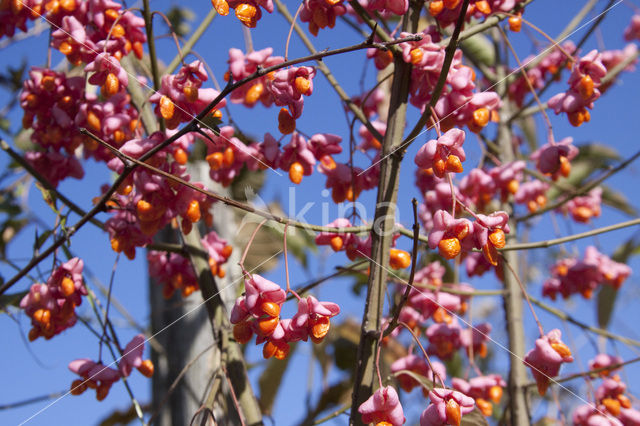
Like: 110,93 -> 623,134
528,295 -> 640,348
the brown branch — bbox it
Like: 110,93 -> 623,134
383,198 -> 420,338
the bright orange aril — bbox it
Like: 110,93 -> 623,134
410,48 -> 423,65
445,154 -> 463,173
211,0 -> 229,15
559,156 -> 571,178
274,342 -> 289,360
61,276 -> 75,297
602,398 -> 621,416
433,155 -> 446,178
438,237 -> 461,259
429,0 -> 443,16
260,301 -> 280,317
472,107 -> 490,128
111,24 -> 125,38
278,108 -> 296,134
223,147 -> 235,167
262,341 -> 278,359
245,82 -> 264,104
578,74 -> 594,99
137,359 -> 155,377
476,398 -> 493,416
257,316 -> 279,336
235,3 -> 258,28
41,75 -> 56,91
289,161 -> 304,184
87,110 -> 101,132
33,308 -> 51,325
445,398 -> 462,426
310,316 -> 330,343
159,95 -> 175,120
508,15 -> 522,32
102,73 -> 119,97
183,85 -> 199,102
329,236 -> 343,251
186,200 -> 201,223
294,76 -> 311,95
207,152 -> 224,170
233,322 -> 253,344
389,248 -> 411,269
221,245 -> 233,258
482,242 -> 499,266
475,0 -> 491,14
489,385 -> 503,403
618,394 -> 632,408
174,148 -> 188,165
488,229 -> 506,249
550,342 -> 572,358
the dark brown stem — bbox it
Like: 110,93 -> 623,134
349,4 -> 422,423
383,198 -> 420,338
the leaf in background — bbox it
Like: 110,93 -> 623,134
34,229 -> 52,251
600,184 -> 637,217
233,217 -> 282,274
461,406 -> 490,426
574,143 -> 621,164
0,218 -> 27,257
165,6 -> 195,37
459,34 -> 495,67
258,343 -> 296,415
0,191 -> 21,215
230,167 -> 265,202
597,235 -> 640,329
516,115 -> 539,153
262,202 -> 316,269
331,319 -> 360,371
597,285 -> 617,330
0,290 -> 28,312
299,379 -> 352,425
35,181 -> 58,214
13,128 -> 36,152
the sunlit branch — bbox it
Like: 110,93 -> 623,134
529,295 -> 640,348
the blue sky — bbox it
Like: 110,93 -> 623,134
1,0 -> 640,424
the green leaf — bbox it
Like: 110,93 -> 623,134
459,34 -> 495,67
461,406 -> 490,426
0,218 -> 27,257
165,6 -> 195,38
597,236 -> 640,329
13,128 -> 36,152
258,343 -> 296,415
574,143 -> 621,164
516,115 -> 539,153
35,181 -> 58,214
331,319 -> 360,371
0,290 -> 28,311
597,285 -> 617,330
34,229 -> 52,251
600,185 -> 637,217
